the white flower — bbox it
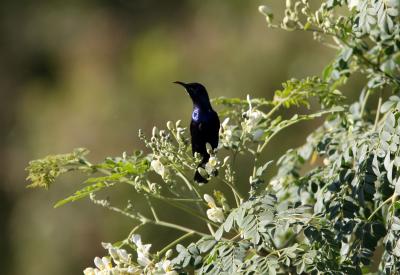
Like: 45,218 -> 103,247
83,267 -> 98,275
84,246 -> 139,275
102,243 -> 131,264
243,95 -> 264,134
348,0 -> 360,10
151,159 -> 169,179
203,194 -> 225,223
245,109 -> 263,127
205,156 -> 218,174
221,127 -> 234,146
155,259 -> 179,275
220,117 -> 236,147
117,248 -> 130,263
151,159 -> 165,176
131,234 -> 152,267
206,208 -> 225,223
94,257 -> 104,270
88,257 -> 113,275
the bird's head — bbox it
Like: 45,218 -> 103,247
174,81 -> 211,109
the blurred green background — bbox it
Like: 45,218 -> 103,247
0,0 -> 358,274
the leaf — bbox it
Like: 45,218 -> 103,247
384,153 -> 394,183
198,238 -> 217,253
380,100 -> 395,113
214,226 -> 224,241
223,212 -> 235,232
372,154 -> 381,176
256,161 -> 273,177
395,178 -> 400,195
54,182 -> 111,208
322,63 -> 334,81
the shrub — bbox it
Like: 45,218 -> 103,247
27,0 -> 400,274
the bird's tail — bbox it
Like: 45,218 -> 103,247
194,169 -> 208,184
194,155 -> 209,184
194,154 -> 218,183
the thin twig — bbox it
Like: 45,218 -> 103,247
374,95 -> 382,131
157,231 -> 195,257
367,195 -> 393,221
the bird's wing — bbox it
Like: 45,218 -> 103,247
190,110 -> 220,155
208,110 -> 220,149
190,120 -> 207,155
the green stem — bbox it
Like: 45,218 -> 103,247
157,232 -> 195,257
156,195 -> 219,227
90,161 -> 213,226
360,89 -> 370,117
265,248 -> 286,258
230,151 -> 241,207
175,171 -> 216,235
265,101 -> 283,120
159,196 -> 203,203
146,195 -> 159,222
177,172 -> 202,199
96,201 -> 209,238
232,191 -> 240,208
374,95 -> 382,131
151,219 -> 209,237
367,195 -> 393,221
217,177 -> 244,202
123,224 -> 144,247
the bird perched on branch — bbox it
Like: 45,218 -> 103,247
174,81 -> 220,183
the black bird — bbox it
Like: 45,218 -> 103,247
174,81 -> 220,183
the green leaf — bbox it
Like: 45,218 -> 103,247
54,182 -> 112,208
381,101 -> 395,113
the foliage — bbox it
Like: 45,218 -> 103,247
26,0 -> 400,274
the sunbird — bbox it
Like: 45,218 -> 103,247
174,81 -> 220,183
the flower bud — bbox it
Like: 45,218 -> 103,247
206,143 -> 213,154
165,249 -> 174,259
204,194 -> 216,208
152,126 -> 158,137
223,156 -> 230,166
167,121 -> 173,131
315,11 -> 323,24
258,5 -> 273,17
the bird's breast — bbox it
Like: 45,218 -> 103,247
192,107 -> 213,122
192,108 -> 200,121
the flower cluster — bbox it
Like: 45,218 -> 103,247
83,235 -> 180,275
242,95 -> 265,141
131,234 -> 152,267
83,243 -> 139,275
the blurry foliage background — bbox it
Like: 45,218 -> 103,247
0,1 -> 362,274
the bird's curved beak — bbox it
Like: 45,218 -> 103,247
173,81 -> 187,88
